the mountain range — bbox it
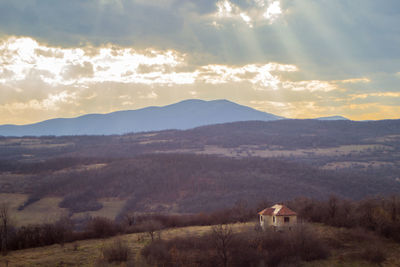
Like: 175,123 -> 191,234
0,99 -> 348,136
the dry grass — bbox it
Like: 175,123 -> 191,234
321,161 -> 394,170
0,194 -> 68,226
0,222 -> 399,267
0,138 -> 74,149
304,224 -> 400,267
17,197 -> 68,226
0,223 -> 249,266
193,144 -> 391,159
0,194 -> 126,225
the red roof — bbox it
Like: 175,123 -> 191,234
258,204 -> 297,216
258,208 -> 275,216
275,206 -> 297,216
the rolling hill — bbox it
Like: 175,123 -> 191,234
1,119 -> 400,218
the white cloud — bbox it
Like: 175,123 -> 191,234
216,0 -> 235,17
0,36 -> 376,124
283,80 -> 338,92
0,36 -> 347,94
263,1 -> 282,23
0,37 -> 189,86
3,90 -> 76,112
0,37 -> 300,90
339,78 -> 371,84
213,0 -> 284,27
350,92 -> 400,100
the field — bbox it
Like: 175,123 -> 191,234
193,144 -> 390,159
0,193 -> 128,226
0,194 -> 67,226
1,222 -> 400,267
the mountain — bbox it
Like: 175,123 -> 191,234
315,116 -> 349,121
0,99 -> 283,136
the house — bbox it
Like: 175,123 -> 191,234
258,204 -> 297,230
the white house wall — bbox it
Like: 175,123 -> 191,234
260,215 -> 297,229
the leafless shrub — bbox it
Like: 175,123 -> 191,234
101,238 -> 131,263
142,223 -> 329,267
85,217 -> 119,238
0,203 -> 11,255
359,244 -> 387,264
211,225 -> 234,267
136,220 -> 164,241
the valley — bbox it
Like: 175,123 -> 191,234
0,119 -> 399,223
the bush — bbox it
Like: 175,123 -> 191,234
101,238 -> 131,263
142,223 -> 329,267
85,217 -> 119,238
360,245 -> 386,264
291,225 -> 330,261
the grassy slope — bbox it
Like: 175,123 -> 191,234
1,223 -> 400,267
0,193 -> 126,226
0,194 -> 67,226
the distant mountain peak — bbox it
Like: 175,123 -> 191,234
0,99 -> 283,136
315,115 -> 349,121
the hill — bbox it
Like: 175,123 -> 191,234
2,153 -> 400,218
3,222 -> 400,266
315,115 -> 349,120
0,99 -> 282,136
0,119 -> 399,220
1,119 -> 400,161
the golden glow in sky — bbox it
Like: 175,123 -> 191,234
0,0 -> 399,124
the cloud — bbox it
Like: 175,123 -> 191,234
263,1 -> 282,23
2,35 -> 398,124
212,0 -> 284,27
0,0 -> 399,123
62,61 -> 94,80
0,0 -> 398,81
0,37 -> 301,89
339,78 -> 371,84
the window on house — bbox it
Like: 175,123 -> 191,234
273,216 -> 275,223
284,217 -> 290,223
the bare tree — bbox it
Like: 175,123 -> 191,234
0,203 -> 11,255
142,220 -> 163,242
122,212 -> 136,227
328,195 -> 338,220
389,195 -> 399,222
211,224 -> 233,267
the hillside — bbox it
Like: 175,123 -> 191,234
0,119 -> 399,221
0,99 -> 282,136
2,153 -> 400,219
2,222 -> 400,267
1,119 -> 399,164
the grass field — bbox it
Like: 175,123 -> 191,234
0,194 -> 68,226
193,144 -> 391,159
0,224 -> 222,267
1,222 -> 400,267
0,194 -> 127,226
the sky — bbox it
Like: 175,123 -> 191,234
0,0 -> 399,124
